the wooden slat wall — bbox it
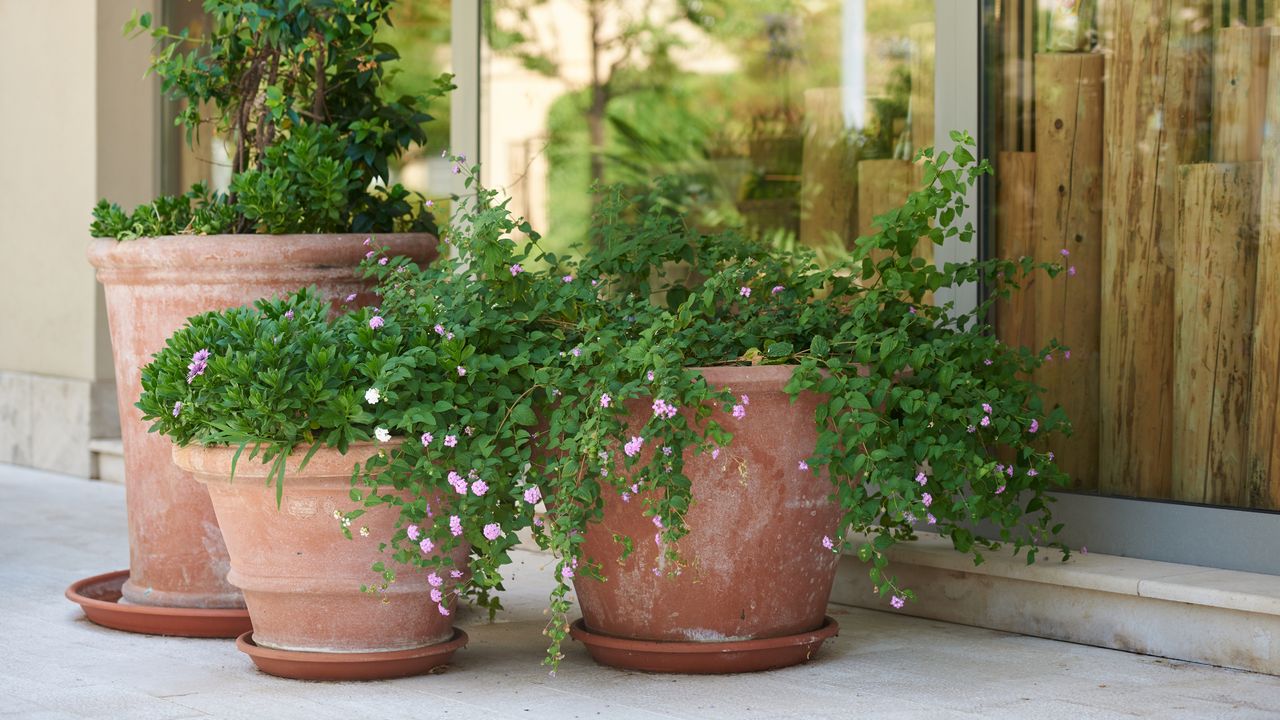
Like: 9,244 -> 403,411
1032,53 -> 1104,491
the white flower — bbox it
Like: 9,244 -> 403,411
365,387 -> 381,404
374,427 -> 391,442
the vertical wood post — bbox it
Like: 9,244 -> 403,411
1173,163 -> 1262,506
1032,52 -> 1104,490
1212,26 -> 1272,162
995,151 -> 1038,350
1246,29 -> 1280,509
800,88 -> 856,250
1098,0 -> 1212,497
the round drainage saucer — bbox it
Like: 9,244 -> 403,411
236,629 -> 470,681
66,570 -> 252,638
569,616 -> 839,674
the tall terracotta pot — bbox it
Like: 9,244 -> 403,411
87,234 -> 435,610
173,442 -> 466,651
570,365 -> 843,673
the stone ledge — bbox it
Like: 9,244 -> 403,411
830,532 -> 1280,675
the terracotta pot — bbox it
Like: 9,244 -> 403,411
174,442 -> 467,653
88,234 -> 435,610
573,365 -> 843,659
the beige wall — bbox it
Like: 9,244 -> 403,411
0,0 -> 102,380
0,0 -> 157,474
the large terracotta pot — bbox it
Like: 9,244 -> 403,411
88,234 -> 435,610
571,365 -> 843,672
173,442 -> 467,653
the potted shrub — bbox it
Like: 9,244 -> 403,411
75,0 -> 447,634
348,133 -> 1073,674
137,287 -> 468,680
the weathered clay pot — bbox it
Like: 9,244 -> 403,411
572,365 -> 843,671
88,234 -> 435,610
174,442 -> 467,654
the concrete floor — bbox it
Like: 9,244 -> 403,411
3,464 -> 1278,720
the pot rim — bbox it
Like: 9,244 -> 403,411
87,232 -> 437,272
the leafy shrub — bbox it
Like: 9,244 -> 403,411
92,0 -> 449,239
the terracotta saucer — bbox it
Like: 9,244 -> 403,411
570,615 -> 839,674
66,570 -> 252,638
236,628 -> 469,681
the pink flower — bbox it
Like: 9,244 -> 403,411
732,404 -> 746,420
600,393 -> 611,408
449,515 -> 463,536
1064,350 -> 1072,359
995,485 -> 1006,495
407,524 -> 421,541
739,286 -> 751,297
980,416 -> 991,427
365,250 -> 376,259
369,316 -> 384,329
428,572 -> 443,587
430,588 -> 443,603
621,492 -> 631,502
284,309 -> 294,320
510,264 -> 523,276
363,238 -> 372,247
982,403 -> 992,414
562,275 -> 574,282
652,516 -> 664,529
1029,419 -> 1039,433
651,399 -> 678,419
711,447 -> 720,460
646,370 -> 655,381
437,603 -> 451,616
444,435 -> 458,447
1060,248 -> 1070,257
421,432 -> 434,447
450,569 -> 463,579
483,523 -> 502,540
926,513 -> 937,525
425,199 -> 435,208
983,358 -> 993,366
457,366 -> 467,377
890,595 -> 905,609
922,492 -> 933,508
172,401 -> 182,417
448,471 -> 467,495
967,425 -> 976,433
798,460 -> 809,471
470,479 -> 488,496
915,472 -> 927,486
523,486 -> 542,504
434,324 -> 446,335
1068,265 -> 1077,276
740,394 -> 750,406
821,535 -> 834,550
419,538 -> 434,554
661,446 -> 673,457
571,347 -> 582,357
345,293 -> 357,302
771,285 -> 785,295
561,565 -> 575,579
1027,468 -> 1039,477
378,257 -> 389,266
624,436 -> 644,457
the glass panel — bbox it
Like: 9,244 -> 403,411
481,0 -> 936,261
989,0 -> 1279,508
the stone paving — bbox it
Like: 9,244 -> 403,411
3,463 -> 1279,719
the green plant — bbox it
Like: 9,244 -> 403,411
345,132 -> 1072,670
92,0 -> 450,239
137,283 -> 436,505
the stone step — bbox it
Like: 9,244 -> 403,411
88,438 -> 124,485
832,531 -> 1280,676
